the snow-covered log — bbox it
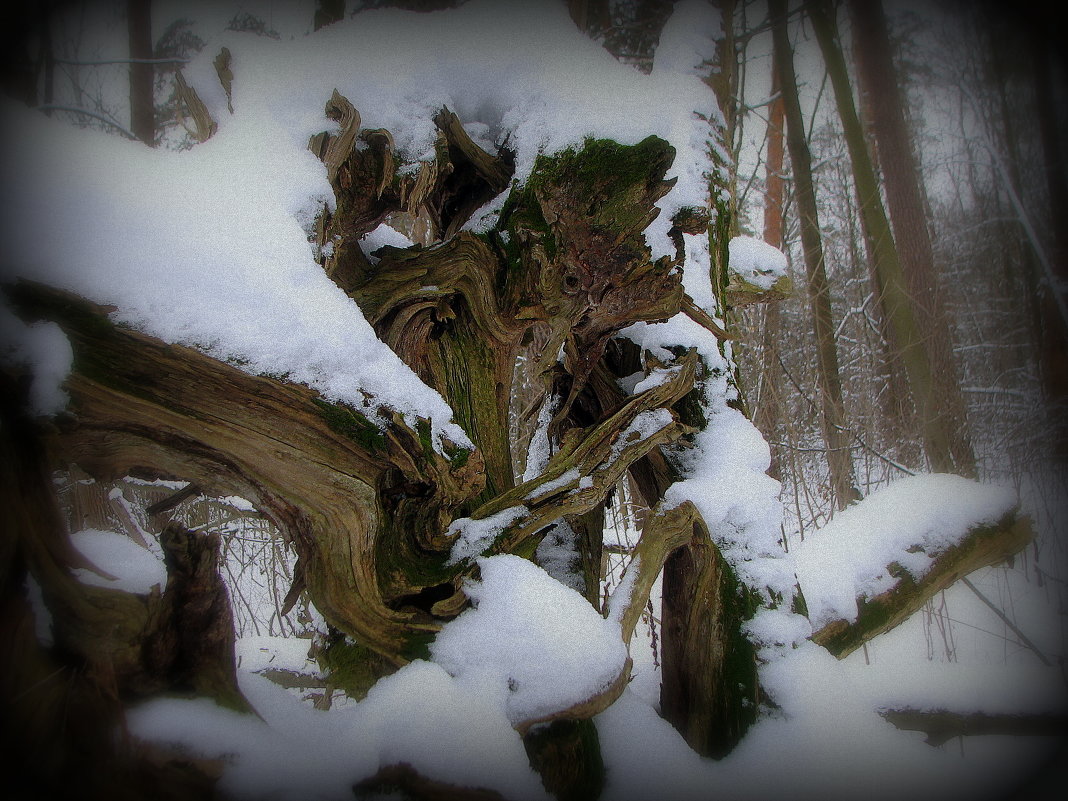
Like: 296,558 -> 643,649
797,474 -> 1032,658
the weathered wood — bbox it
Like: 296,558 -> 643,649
8,98 -> 767,797
213,47 -> 233,114
523,719 -> 605,801
8,281 -> 481,667
312,92 -> 516,293
140,523 -> 251,712
452,351 -> 697,563
590,332 -> 764,760
174,71 -> 216,143
145,483 -> 201,516
612,501 -> 701,642
812,512 -> 1033,658
432,107 -> 514,239
516,657 -> 633,735
660,532 -> 760,759
1,374 -> 226,799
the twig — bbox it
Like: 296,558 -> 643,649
34,104 -> 137,139
961,576 -> 1052,667
146,483 -> 202,516
54,57 -> 189,66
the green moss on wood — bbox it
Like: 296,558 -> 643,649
315,633 -> 395,702
311,399 -> 386,453
444,443 -> 471,470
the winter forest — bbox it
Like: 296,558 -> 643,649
1,0 -> 1065,799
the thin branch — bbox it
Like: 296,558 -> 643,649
54,57 -> 189,66
960,576 -> 1052,667
34,104 -> 137,139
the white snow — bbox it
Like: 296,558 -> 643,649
0,102 -> 469,448
606,554 -> 640,625
236,635 -> 319,675
728,235 -> 789,290
524,467 -> 579,501
612,408 -> 675,459
431,555 -> 627,727
0,304 -> 72,416
794,474 -> 1018,629
447,505 -> 527,564
126,556 -> 627,800
24,574 -> 54,646
632,313 -> 794,602
69,528 -> 167,594
360,222 -> 415,263
522,394 -> 557,482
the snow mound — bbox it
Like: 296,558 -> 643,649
432,555 -> 627,726
728,235 -> 789,290
69,528 -> 167,594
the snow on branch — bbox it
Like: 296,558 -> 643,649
795,474 -> 1031,658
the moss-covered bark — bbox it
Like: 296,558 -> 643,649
812,512 -> 1032,658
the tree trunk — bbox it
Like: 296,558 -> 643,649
847,0 -> 976,476
808,0 -> 949,477
127,0 -> 154,146
770,0 -> 858,511
753,50 -> 786,481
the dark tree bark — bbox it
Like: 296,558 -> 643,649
127,0 -> 154,146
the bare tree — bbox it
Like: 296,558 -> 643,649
770,0 -> 859,510
847,0 -> 975,476
127,0 -> 154,146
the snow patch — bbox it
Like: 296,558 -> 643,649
447,506 -> 527,564
0,303 -> 72,416
69,528 -> 167,595
728,235 -> 789,290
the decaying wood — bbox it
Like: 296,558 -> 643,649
309,89 -> 362,184
1,376 -> 230,797
7,281 -> 482,668
523,718 -> 605,801
612,501 -> 701,642
724,266 -> 792,307
173,70 -> 216,143
213,47 -> 233,115
812,512 -> 1033,658
144,482 -> 202,516
140,523 -> 251,712
879,708 -> 1068,747
660,531 -> 760,759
